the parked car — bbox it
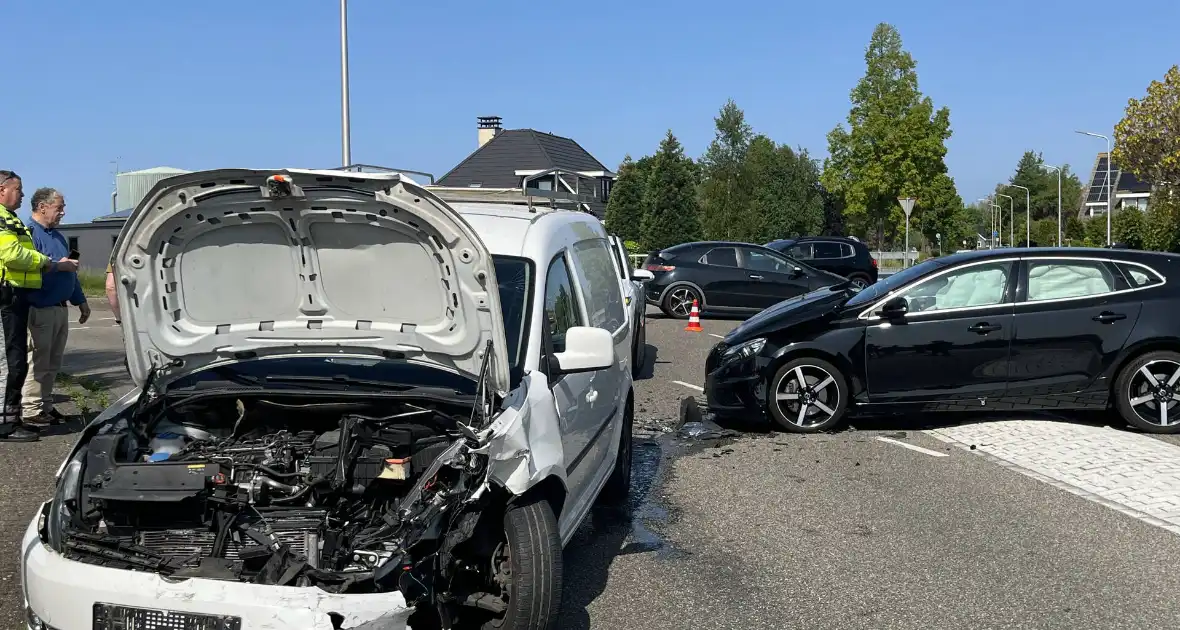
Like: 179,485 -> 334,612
765,236 -> 879,289
642,241 -> 847,319
705,247 -> 1180,434
607,234 -> 654,376
21,169 -> 634,630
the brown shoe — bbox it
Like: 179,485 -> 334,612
22,413 -> 57,428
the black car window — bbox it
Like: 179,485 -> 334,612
1116,262 -> 1163,288
1026,260 -> 1117,302
742,248 -> 793,274
543,254 -> 584,353
895,261 -> 1013,314
789,243 -> 814,259
846,258 -> 948,307
841,243 -> 856,258
812,241 -> 844,259
702,247 -> 739,267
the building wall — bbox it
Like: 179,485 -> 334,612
54,222 -> 124,271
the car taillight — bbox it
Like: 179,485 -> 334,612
871,258 -> 878,268
646,264 -> 675,272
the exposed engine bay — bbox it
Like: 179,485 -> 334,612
54,385 -> 510,613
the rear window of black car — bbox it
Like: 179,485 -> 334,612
1116,262 -> 1164,288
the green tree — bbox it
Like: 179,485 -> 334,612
1064,215 -> 1085,245
1113,206 -> 1146,249
821,23 -> 955,246
1144,195 -> 1180,252
641,131 -> 701,251
1113,65 -> 1180,187
604,155 -> 646,243
915,173 -> 969,251
744,136 -> 824,243
1082,217 -> 1108,247
699,100 -> 754,240
997,151 -> 1085,223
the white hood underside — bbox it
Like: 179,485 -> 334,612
112,169 -> 510,395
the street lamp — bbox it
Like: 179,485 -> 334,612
1008,184 -> 1030,246
977,197 -> 993,248
997,193 -> 1014,247
340,0 -> 352,167
992,202 -> 1002,247
1044,165 -> 1063,247
1076,130 -> 1112,246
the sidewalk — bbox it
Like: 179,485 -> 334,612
58,301 -> 136,399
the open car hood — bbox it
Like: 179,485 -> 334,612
112,169 -> 510,395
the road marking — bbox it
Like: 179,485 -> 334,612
673,380 -> 704,392
927,420 -> 1180,536
709,333 -> 724,339
876,436 -> 949,457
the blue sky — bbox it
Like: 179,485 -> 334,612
6,0 -> 1179,222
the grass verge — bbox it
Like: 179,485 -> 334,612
78,270 -> 105,299
54,372 -> 111,415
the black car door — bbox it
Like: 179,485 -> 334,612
810,240 -> 854,277
1006,257 -> 1143,399
864,259 -> 1016,405
738,247 -> 814,308
693,246 -> 749,308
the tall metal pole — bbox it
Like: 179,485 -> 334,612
997,193 -> 1013,247
1009,185 -> 1030,246
1077,131 -> 1112,246
340,0 -> 352,167
1045,165 -> 1063,247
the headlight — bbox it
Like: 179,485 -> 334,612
720,337 -> 766,362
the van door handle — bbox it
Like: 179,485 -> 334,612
968,322 -> 1002,334
1092,311 -> 1126,324
749,275 -> 764,280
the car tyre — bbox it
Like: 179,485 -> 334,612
848,273 -> 872,290
598,396 -> 634,505
631,322 -> 646,378
661,285 -> 700,320
484,498 -> 563,630
766,357 -> 849,433
1114,350 -> 1180,434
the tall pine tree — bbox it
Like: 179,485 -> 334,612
642,131 -> 701,251
699,100 -> 753,240
822,23 -> 955,247
604,155 -> 645,243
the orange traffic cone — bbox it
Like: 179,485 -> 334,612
685,299 -> 703,332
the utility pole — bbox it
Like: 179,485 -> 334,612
340,0 -> 352,167
997,193 -> 1013,247
898,197 -> 917,267
1044,165 -> 1063,247
1076,131 -> 1112,246
1009,184 -> 1030,246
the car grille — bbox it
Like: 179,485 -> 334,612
137,529 -> 316,563
93,603 -> 241,630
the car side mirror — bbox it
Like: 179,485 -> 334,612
631,269 -> 655,282
880,296 -> 909,319
550,326 -> 616,374
791,266 -> 805,278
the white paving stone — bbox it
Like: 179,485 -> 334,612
926,420 -> 1180,535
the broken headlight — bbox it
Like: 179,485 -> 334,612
720,337 -> 766,363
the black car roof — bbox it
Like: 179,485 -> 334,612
930,247 -> 1180,266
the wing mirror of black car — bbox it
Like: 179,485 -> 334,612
880,296 -> 909,320
790,266 -> 805,278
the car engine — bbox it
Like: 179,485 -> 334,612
57,394 -> 491,599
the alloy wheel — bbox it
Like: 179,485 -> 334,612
774,364 -> 840,428
1127,359 -> 1180,427
849,277 -> 869,290
668,288 -> 697,317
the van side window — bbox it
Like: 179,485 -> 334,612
544,255 -> 583,354
570,238 -> 627,333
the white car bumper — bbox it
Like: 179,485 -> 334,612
20,510 -> 413,630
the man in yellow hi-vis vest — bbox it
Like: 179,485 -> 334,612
0,171 -> 78,442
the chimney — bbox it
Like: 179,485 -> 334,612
477,116 -> 502,148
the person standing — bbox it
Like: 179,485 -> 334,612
23,188 -> 90,426
0,172 -> 78,443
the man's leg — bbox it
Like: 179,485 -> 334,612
22,306 -> 61,422
45,306 -> 69,419
0,292 -> 37,441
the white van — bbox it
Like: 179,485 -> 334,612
21,169 -> 634,630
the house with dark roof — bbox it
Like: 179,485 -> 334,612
430,116 -> 616,216
1081,152 -> 1153,218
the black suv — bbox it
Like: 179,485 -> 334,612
765,236 -> 878,289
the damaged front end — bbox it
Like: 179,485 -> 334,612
41,347 -> 528,623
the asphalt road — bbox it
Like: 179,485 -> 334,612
5,303 -> 1180,629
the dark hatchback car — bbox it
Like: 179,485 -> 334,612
643,241 -> 848,319
704,247 -> 1180,434
765,236 -> 879,289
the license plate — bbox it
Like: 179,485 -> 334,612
93,602 -> 242,630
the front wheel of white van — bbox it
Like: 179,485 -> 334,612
482,498 -> 563,630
